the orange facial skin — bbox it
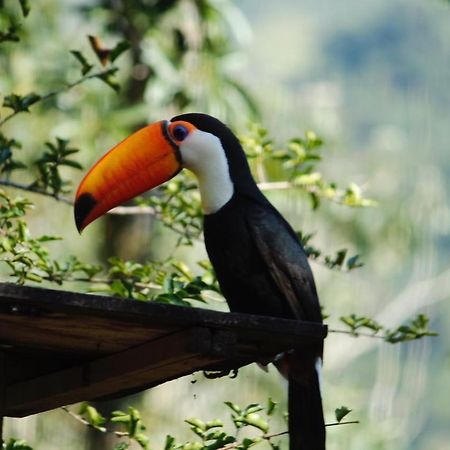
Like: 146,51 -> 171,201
74,120 -> 196,232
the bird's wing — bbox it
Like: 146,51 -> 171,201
245,204 -> 322,323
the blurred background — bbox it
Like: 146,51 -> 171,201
1,0 -> 450,449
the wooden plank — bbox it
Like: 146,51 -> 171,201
0,312 -> 170,354
4,349 -> 86,384
4,327 -> 224,417
0,283 -> 328,418
0,283 -> 327,342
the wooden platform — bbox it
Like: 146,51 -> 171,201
0,283 -> 327,418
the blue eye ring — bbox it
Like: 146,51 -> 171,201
172,124 -> 189,141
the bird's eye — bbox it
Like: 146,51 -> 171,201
172,124 -> 189,141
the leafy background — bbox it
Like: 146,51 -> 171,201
1,0 -> 449,449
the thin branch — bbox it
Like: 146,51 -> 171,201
218,421 -> 360,450
0,68 -> 116,127
0,180 -> 72,204
325,420 -> 360,427
328,328 -> 386,340
0,179 -> 157,214
61,407 -> 127,437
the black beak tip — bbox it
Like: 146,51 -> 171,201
74,193 -> 97,234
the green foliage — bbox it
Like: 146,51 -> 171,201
136,172 -> 203,246
384,314 -> 438,343
2,93 -> 41,113
111,407 -> 150,450
32,138 -> 83,196
297,231 -> 364,272
79,402 -> 107,432
95,67 -> 121,92
2,439 -> 33,450
84,0 -> 258,122
0,22 -> 20,43
102,257 -> 219,304
108,40 -> 131,63
225,402 -> 269,433
338,313 -> 438,343
70,50 -> 94,76
0,190 -> 101,284
334,406 -> 352,423
339,314 -> 383,336
0,133 -> 26,174
17,0 -> 30,17
241,124 -> 377,209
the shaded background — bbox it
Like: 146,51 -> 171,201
1,0 -> 450,448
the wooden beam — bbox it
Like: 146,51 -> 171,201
0,312 -> 170,355
0,283 -> 327,343
5,327 -> 230,417
0,283 -> 328,418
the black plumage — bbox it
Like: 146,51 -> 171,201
173,114 -> 326,450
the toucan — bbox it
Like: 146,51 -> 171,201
74,113 -> 326,450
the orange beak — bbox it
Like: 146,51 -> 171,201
74,120 -> 181,232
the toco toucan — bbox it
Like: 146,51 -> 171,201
74,113 -> 326,450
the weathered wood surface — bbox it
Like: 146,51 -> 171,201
0,283 -> 327,417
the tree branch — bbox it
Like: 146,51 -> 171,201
61,407 -> 127,437
217,421 -> 360,450
328,328 -> 385,339
0,68 -> 117,127
0,180 -> 73,204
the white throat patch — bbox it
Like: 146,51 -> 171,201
179,130 -> 234,214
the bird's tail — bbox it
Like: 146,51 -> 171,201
276,351 -> 326,450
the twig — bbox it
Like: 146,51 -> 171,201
328,328 -> 386,339
0,68 -> 116,127
218,421 -> 360,450
0,180 -> 157,214
0,180 -> 72,205
61,406 -> 127,437
325,420 -> 360,427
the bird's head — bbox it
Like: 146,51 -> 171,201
74,113 -> 253,232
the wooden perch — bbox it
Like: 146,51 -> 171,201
0,283 -> 327,418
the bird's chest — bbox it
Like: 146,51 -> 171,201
204,209 -> 255,274
203,202 -> 282,315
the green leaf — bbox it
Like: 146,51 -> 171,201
109,40 -> 131,62
244,404 -> 263,415
95,68 -> 120,92
18,0 -> 31,16
163,435 -> 176,450
82,404 -> 106,430
346,254 -> 364,270
267,397 -> 277,416
113,444 -> 129,450
3,93 -> 41,113
240,437 -> 261,449
242,413 -> 269,433
70,50 -> 94,75
134,433 -> 150,450
59,159 -> 83,169
25,272 -> 43,282
185,418 -> 206,431
4,438 -> 34,450
0,23 -> 21,44
224,401 -> 242,414
335,406 -> 352,423
205,419 -> 223,430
